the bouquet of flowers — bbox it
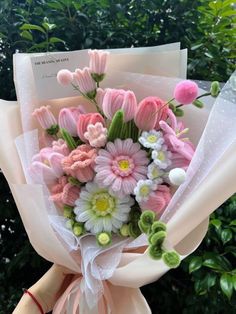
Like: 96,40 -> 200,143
0,43 -> 236,313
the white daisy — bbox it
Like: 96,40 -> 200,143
139,130 -> 164,150
147,162 -> 165,184
152,145 -> 172,169
74,182 -> 134,234
134,179 -> 156,203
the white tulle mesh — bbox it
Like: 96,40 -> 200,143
14,70 -> 236,309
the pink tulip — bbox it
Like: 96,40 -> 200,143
140,185 -> 171,218
30,140 -> 69,184
88,49 -> 109,75
174,80 -> 198,105
73,67 -> 96,95
95,88 -> 106,109
57,69 -> 73,86
59,106 -> 85,136
134,97 -> 168,131
102,89 -> 137,122
32,105 -> 57,130
77,113 -> 105,142
62,144 -> 97,182
50,176 -> 80,207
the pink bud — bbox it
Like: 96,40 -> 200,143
95,88 -> 106,109
57,69 -> 73,86
77,113 -> 105,142
134,97 -> 166,131
174,80 -> 198,105
59,107 -> 82,136
73,67 -> 96,94
88,49 -> 110,75
102,89 -> 137,122
32,105 -> 57,130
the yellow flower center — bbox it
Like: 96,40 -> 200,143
95,198 -> 109,212
43,159 -> 50,166
152,167 -> 160,178
147,135 -> 158,143
158,151 -> 166,161
140,185 -> 150,196
118,159 -> 130,171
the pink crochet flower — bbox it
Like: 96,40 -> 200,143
159,109 -> 195,166
50,176 -> 80,207
84,122 -> 107,148
59,106 -> 85,136
73,67 -> 96,95
88,49 -> 110,75
140,185 -> 171,218
95,139 -> 149,198
77,113 -> 105,142
174,80 -> 198,105
30,143 -> 69,184
102,89 -> 137,122
62,144 -> 97,182
32,105 -> 57,130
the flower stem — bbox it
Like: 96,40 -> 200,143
196,92 -> 211,99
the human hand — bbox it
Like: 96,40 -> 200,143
13,264 -> 75,314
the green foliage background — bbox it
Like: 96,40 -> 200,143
0,0 -> 235,313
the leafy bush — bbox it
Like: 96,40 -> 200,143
0,0 -> 235,313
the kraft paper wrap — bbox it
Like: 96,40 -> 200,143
0,44 -> 236,313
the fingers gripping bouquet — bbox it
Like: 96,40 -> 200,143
30,49 -> 211,267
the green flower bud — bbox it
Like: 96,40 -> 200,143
169,103 -> 176,112
46,124 -> 59,136
192,99 -> 204,108
128,222 -> 141,238
151,221 -> 166,233
86,90 -> 97,100
162,251 -> 181,268
148,245 -> 163,260
68,176 -> 81,186
96,232 -> 112,247
138,220 -> 150,234
175,108 -> 184,117
63,205 -> 75,219
140,210 -> 156,227
107,110 -> 124,142
120,224 -> 129,237
61,128 -> 77,150
210,81 -> 220,97
73,223 -> 84,236
150,231 -> 167,246
66,219 -> 75,230
91,73 -> 105,83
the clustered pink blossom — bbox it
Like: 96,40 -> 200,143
62,144 -> 97,182
32,105 -> 57,130
88,49 -> 110,75
84,122 -> 107,148
73,67 -> 96,94
174,80 -> 198,105
59,106 -> 85,136
77,113 -> 105,142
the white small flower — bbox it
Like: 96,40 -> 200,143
147,162 -> 165,184
74,182 -> 134,234
152,145 -> 172,169
139,130 -> 164,150
134,179 -> 156,202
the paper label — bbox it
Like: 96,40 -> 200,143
31,51 -> 89,100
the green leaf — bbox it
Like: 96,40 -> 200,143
189,256 -> 203,273
221,229 -> 233,244
191,43 -> 203,50
42,22 -> 56,31
229,219 -> 236,226
49,37 -> 65,43
203,254 -> 231,271
220,273 -> 233,300
20,30 -> 33,41
232,274 -> 236,291
210,219 -> 222,229
20,23 -> 46,34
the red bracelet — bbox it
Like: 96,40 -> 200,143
23,289 -> 44,314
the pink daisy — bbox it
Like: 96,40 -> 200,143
94,139 -> 149,198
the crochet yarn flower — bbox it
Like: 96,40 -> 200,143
50,176 -> 80,207
134,180 -> 156,202
147,162 -> 165,184
95,139 -> 149,198
84,122 -> 107,148
152,145 -> 172,169
74,182 -> 134,234
62,144 -> 97,182
139,130 -> 164,150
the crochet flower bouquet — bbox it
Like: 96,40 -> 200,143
0,44 -> 236,313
